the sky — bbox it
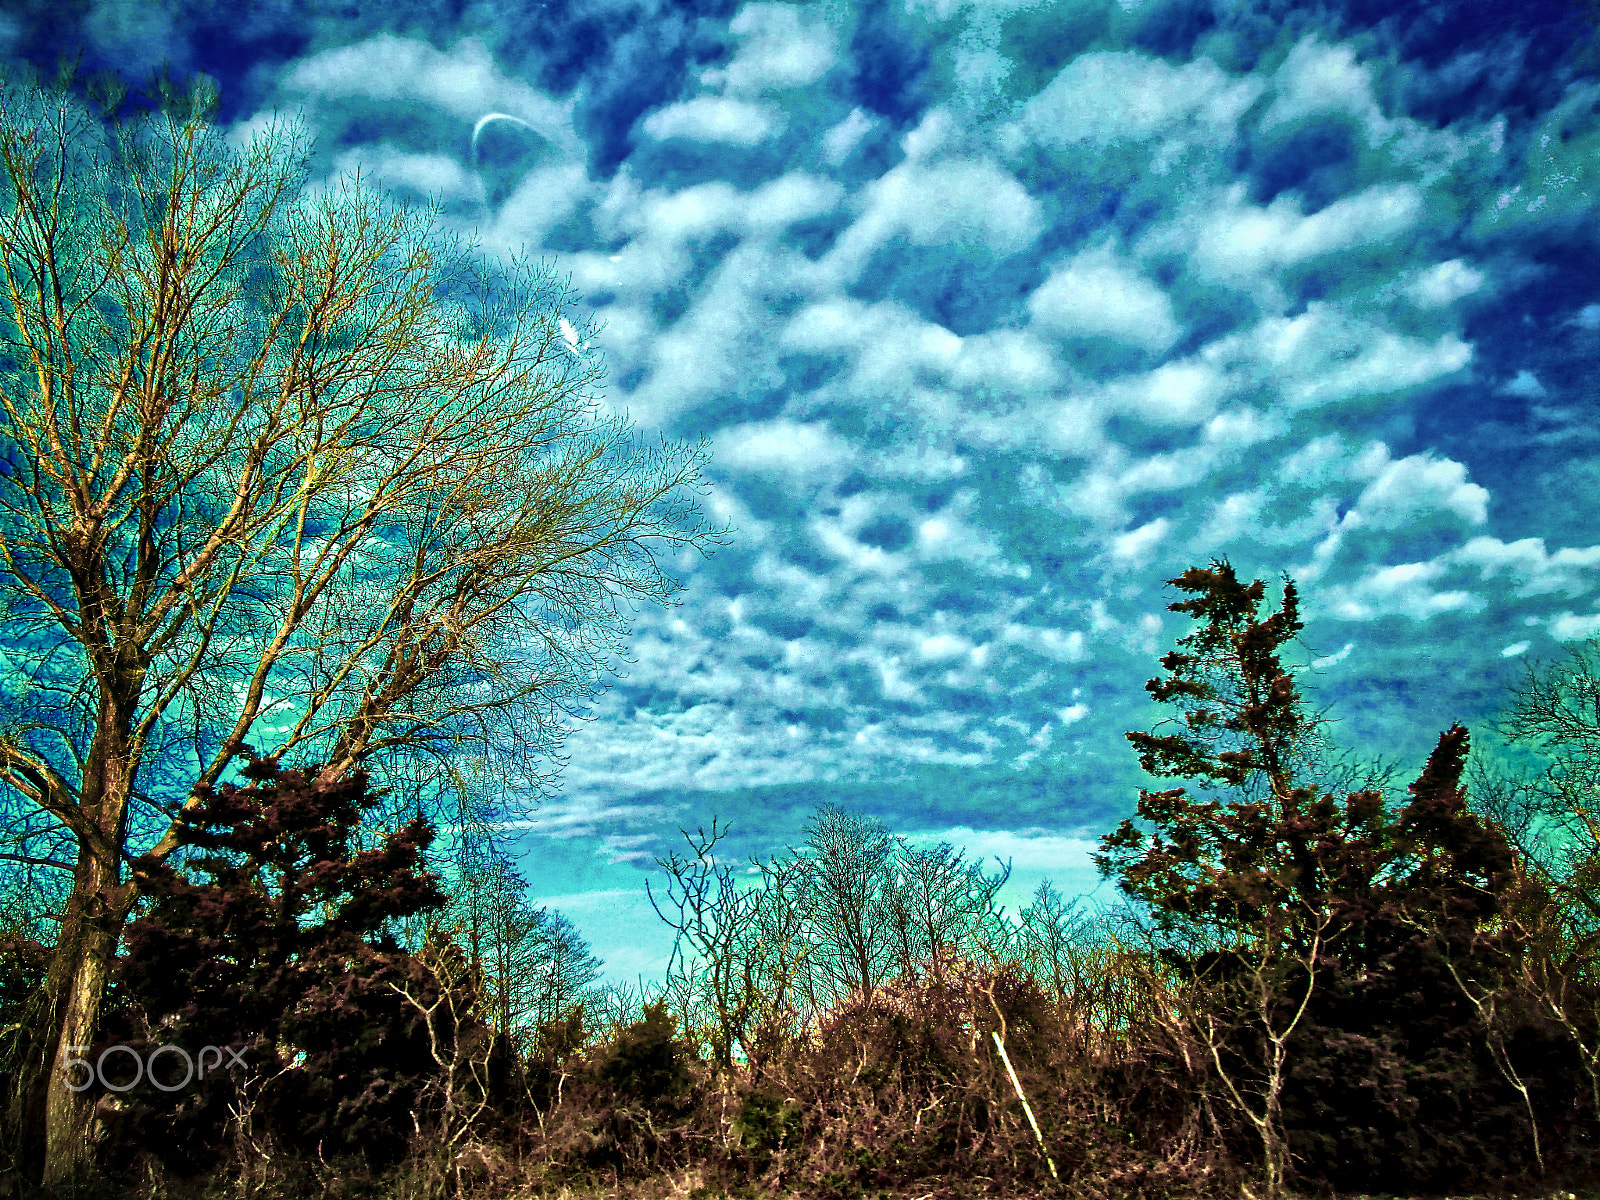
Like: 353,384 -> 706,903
5,0 -> 1600,984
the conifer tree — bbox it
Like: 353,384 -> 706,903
104,749 -> 483,1175
1096,560 -> 1567,1193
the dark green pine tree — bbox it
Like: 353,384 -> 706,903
103,748 -> 486,1176
1096,560 -> 1586,1193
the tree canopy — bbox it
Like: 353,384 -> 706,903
0,79 -> 724,1184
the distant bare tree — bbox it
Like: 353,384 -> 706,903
741,848 -> 816,1056
648,820 -> 762,1069
1013,879 -> 1093,1005
798,804 -> 898,1005
1476,641 -> 1600,928
1469,642 -> 1600,1109
440,843 -> 600,1053
884,840 -> 1010,984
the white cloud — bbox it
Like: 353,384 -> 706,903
329,145 -> 483,202
1312,642 -> 1355,669
825,158 -> 1042,280
85,2 -> 181,66
1452,536 -> 1600,597
275,10 -> 1598,842
782,297 -> 964,393
1003,624 -> 1090,663
1407,259 -> 1486,308
822,108 -> 874,165
1111,517 -> 1170,566
946,329 -> 1061,394
1028,242 -> 1181,352
283,34 -> 579,156
624,241 -> 814,422
715,419 -> 854,478
912,827 -> 1101,874
1550,611 -> 1600,641
1277,435 -> 1356,485
641,96 -> 785,145
913,502 -> 1008,570
1285,445 -> 1488,582
483,162 -> 592,250
919,632 -> 972,661
1103,360 -> 1225,425
1501,641 -> 1532,657
1203,304 -> 1471,410
1057,406 -> 1280,533
745,172 -> 844,234
1261,36 -> 1383,134
707,3 -> 836,94
1012,50 -> 1262,149
884,159 -> 1042,253
1350,452 -> 1489,529
633,180 -> 746,241
1322,562 -> 1484,621
1191,183 -> 1423,285
1501,370 -> 1547,398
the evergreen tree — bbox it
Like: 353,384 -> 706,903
104,749 -> 482,1175
1096,560 -> 1579,1193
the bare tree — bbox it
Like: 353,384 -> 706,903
0,82 -> 723,1183
1476,641 -> 1600,928
884,839 -> 1010,985
648,821 -> 821,1070
741,848 -> 817,1056
798,804 -> 897,1004
648,820 -> 763,1069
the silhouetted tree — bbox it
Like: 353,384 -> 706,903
103,749 -> 483,1176
444,842 -> 601,1054
800,805 -> 898,1004
884,840 -> 1011,985
1097,560 -> 1580,1194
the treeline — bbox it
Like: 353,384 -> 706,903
2,560 -> 1600,1200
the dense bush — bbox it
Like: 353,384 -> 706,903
98,750 -> 489,1177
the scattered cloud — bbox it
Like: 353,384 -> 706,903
10,0 -> 1599,984
641,96 -> 785,145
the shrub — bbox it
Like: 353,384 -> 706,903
103,750 -> 476,1176
599,999 -> 694,1110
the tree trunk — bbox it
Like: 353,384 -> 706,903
10,842 -> 132,1187
34,698 -> 137,1187
40,916 -> 122,1186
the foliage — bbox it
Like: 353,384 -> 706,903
102,749 -> 477,1176
1096,559 -> 1594,1194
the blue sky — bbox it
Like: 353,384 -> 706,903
8,0 -> 1600,984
